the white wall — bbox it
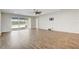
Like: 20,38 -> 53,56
38,10 -> 79,33
36,17 -> 39,29
0,11 -> 1,34
1,13 -> 31,32
27,17 -> 31,29
1,13 -> 12,32
31,17 -> 36,28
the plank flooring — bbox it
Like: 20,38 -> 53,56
0,29 -> 79,49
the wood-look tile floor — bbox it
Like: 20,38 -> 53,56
0,29 -> 79,49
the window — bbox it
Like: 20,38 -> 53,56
11,17 -> 28,29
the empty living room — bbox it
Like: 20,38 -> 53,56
0,9 -> 79,49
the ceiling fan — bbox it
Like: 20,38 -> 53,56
33,9 -> 42,15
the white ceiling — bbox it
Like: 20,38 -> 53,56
1,9 -> 61,16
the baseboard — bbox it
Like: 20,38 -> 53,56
31,28 -> 37,29
53,30 -> 79,34
38,28 -> 79,34
0,32 -> 1,36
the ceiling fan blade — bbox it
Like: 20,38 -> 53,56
33,9 -> 42,15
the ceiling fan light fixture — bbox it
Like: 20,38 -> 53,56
35,11 -> 41,15
33,9 -> 42,15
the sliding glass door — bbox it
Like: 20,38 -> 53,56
11,17 -> 28,29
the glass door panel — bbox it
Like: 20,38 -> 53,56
11,18 -> 28,29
